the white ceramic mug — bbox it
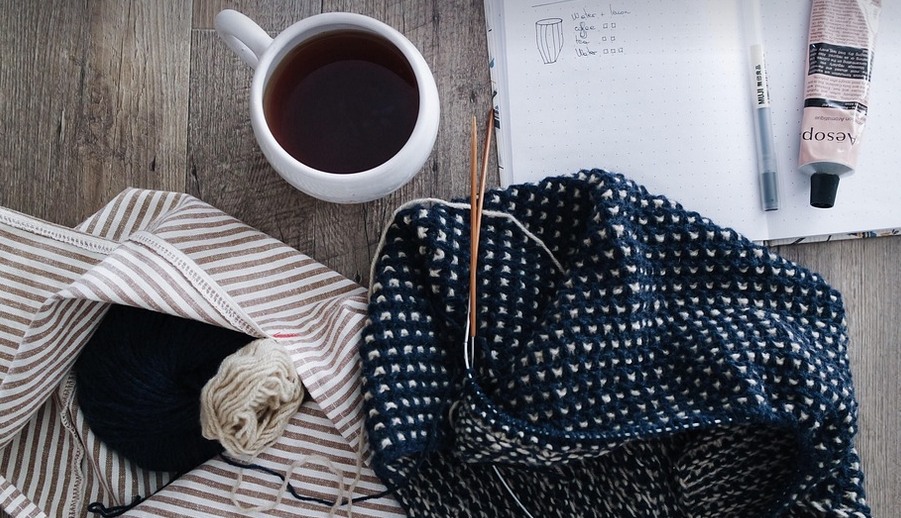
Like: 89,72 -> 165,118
215,9 -> 440,203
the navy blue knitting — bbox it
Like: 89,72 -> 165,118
362,170 -> 869,517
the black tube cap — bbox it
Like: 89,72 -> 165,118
810,173 -> 840,209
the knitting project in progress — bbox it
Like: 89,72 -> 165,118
361,170 -> 869,517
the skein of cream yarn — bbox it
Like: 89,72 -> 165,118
200,338 -> 305,457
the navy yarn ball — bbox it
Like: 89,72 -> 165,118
73,305 -> 253,473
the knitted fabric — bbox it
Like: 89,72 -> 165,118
361,170 -> 870,518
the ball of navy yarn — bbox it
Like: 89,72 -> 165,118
73,305 -> 253,473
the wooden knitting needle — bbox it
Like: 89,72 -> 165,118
469,109 -> 495,340
464,112 -> 536,518
475,109 -> 494,246
469,115 -> 479,338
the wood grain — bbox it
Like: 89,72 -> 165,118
0,0 -> 191,225
0,1 -> 896,516
0,0 -> 95,222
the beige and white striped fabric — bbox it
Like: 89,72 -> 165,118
0,189 -> 405,518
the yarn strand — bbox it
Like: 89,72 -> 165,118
221,454 -> 394,508
219,413 -> 446,514
86,497 -> 145,517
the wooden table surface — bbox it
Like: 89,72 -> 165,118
1,1 -> 897,515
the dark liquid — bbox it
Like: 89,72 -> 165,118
264,31 -> 420,174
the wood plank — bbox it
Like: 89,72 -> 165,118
0,0 -> 192,226
0,0 -> 92,224
192,0 -> 320,31
74,0 -> 193,218
776,236 -> 901,517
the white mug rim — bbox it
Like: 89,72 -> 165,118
249,12 -> 438,186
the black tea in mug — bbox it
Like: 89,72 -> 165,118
264,30 -> 420,174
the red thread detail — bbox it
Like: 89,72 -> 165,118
272,332 -> 301,339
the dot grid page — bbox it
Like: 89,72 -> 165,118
487,0 -> 901,242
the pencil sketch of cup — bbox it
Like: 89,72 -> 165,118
536,18 -> 564,64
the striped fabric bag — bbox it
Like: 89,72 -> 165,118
0,189 -> 405,518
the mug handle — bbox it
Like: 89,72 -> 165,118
214,9 -> 274,69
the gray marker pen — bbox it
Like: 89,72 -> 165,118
744,0 -> 780,211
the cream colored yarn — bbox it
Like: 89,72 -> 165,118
200,338 -> 304,457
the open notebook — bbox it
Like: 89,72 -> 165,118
484,0 -> 901,244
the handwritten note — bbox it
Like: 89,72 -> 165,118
534,5 -> 631,64
569,5 -> 630,58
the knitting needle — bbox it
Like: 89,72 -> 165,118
474,109 -> 494,252
469,109 -> 494,340
464,110 -> 536,518
469,115 -> 479,339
